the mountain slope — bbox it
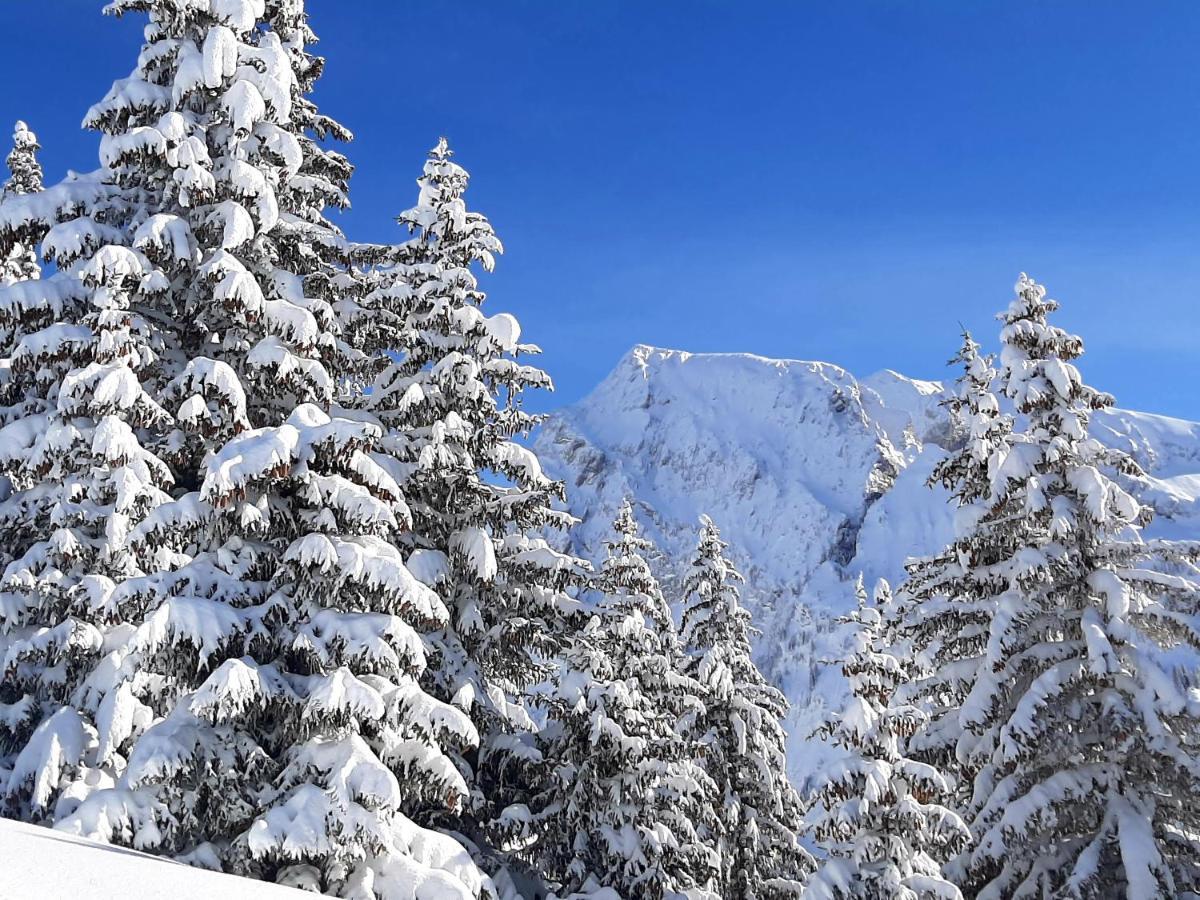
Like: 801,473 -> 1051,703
0,817 -> 306,900
533,345 -> 1200,788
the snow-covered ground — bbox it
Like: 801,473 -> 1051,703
0,816 -> 304,899
534,344 -> 1200,790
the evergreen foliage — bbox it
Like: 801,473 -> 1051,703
345,137 -> 589,849
0,2 -> 487,895
957,275 -> 1200,898
681,515 -> 813,899
1,121 -> 43,285
899,332 -> 1013,776
531,503 -> 718,899
805,577 -> 969,900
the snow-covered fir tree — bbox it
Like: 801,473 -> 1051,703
0,122 -> 52,786
343,137 -> 589,849
958,274 -> 1200,898
0,1 -> 488,895
68,405 -> 485,896
680,514 -> 812,899
0,72 -> 178,824
3,121 -> 42,198
1,121 -> 43,285
0,238 -> 174,819
898,332 -> 1013,775
529,503 -> 718,899
602,502 -> 685,664
805,575 -> 969,900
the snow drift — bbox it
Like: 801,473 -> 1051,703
0,816 -> 305,899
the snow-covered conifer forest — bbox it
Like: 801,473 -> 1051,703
2,2 -> 1200,899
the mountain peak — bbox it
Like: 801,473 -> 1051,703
535,345 -> 1200,789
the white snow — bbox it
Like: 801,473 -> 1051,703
0,816 -> 307,899
534,344 -> 1200,789
482,311 -> 521,351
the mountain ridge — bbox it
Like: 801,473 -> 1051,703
533,344 -> 1200,787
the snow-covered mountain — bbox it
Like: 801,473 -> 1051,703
533,345 -> 1200,789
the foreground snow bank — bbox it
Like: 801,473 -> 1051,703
0,817 -> 305,899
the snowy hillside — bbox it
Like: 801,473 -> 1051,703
534,344 -> 1200,789
0,817 -> 305,900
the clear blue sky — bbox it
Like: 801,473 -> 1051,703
4,2 -> 1200,417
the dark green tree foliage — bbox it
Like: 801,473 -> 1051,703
805,577 -> 969,900
344,137 -> 589,848
681,515 -> 812,899
531,502 -> 718,899
0,2 -> 487,895
958,275 -> 1200,898
1,120 -> 43,285
899,332 -> 1013,776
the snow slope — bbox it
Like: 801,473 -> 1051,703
533,345 -> 1200,790
0,817 -> 306,900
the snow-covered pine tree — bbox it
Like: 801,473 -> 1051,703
898,332 -> 1013,776
958,274 -> 1200,898
342,137 -> 589,847
66,404 -> 485,896
0,0 -> 288,824
0,1 -> 490,895
804,575 -> 969,900
0,68 -> 178,823
2,122 -> 42,198
530,503 -> 718,899
680,514 -> 812,899
0,121 -> 50,776
1,121 -> 43,285
602,501 -> 685,664
0,239 -> 174,818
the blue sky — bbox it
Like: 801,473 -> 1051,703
4,2 -> 1200,417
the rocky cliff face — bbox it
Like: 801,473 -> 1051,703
533,345 -> 1200,787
